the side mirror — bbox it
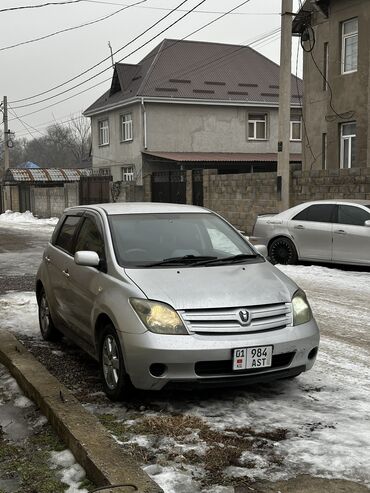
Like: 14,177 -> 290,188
365,220 -> 370,228
74,251 -> 100,268
254,244 -> 268,257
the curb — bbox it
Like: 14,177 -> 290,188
0,330 -> 163,493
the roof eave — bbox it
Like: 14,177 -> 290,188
84,96 -> 302,117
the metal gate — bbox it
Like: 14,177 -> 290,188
19,185 -> 31,212
192,169 -> 203,206
151,170 -> 186,204
79,175 -> 112,205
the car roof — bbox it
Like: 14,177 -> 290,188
67,202 -> 209,215
299,199 -> 370,206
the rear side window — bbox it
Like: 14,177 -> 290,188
293,204 -> 335,223
337,205 -> 370,226
55,216 -> 81,254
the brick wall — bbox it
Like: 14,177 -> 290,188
144,168 -> 370,234
203,170 -> 279,234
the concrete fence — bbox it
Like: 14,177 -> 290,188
31,183 -> 79,218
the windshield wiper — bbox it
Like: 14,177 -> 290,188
194,253 -> 259,266
146,255 -> 218,267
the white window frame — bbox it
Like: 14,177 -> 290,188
98,119 -> 109,146
290,118 -> 302,141
120,113 -> 133,142
341,18 -> 358,75
248,113 -> 267,140
121,165 -> 134,182
340,122 -> 356,169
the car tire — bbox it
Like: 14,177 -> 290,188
269,237 -> 298,265
99,324 -> 133,401
38,288 -> 62,341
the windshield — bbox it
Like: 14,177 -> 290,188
109,213 -> 258,268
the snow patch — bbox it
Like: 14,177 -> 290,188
50,450 -> 88,493
0,291 -> 39,336
13,395 -> 33,408
0,210 -> 58,230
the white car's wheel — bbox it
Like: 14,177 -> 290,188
269,237 -> 298,265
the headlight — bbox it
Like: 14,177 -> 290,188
130,299 -> 188,335
292,289 -> 312,326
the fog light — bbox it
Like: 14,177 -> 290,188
150,363 -> 167,377
308,347 -> 318,360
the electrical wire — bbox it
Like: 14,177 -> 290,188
0,0 -> 88,14
9,106 -> 45,138
0,0 -> 147,53
10,0 -> 193,105
294,41 -> 317,169
11,25 -> 282,123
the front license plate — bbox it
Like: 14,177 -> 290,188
233,346 -> 273,370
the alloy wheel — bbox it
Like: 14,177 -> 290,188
102,335 -> 120,390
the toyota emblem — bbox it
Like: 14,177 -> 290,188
238,309 -> 250,325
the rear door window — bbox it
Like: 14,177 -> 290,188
337,205 -> 370,226
54,216 -> 82,254
292,204 -> 335,223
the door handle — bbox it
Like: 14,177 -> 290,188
334,229 -> 346,235
294,225 -> 305,230
45,256 -> 51,263
62,269 -> 70,278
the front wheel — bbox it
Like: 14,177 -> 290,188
269,237 -> 298,265
38,288 -> 62,341
99,324 -> 133,401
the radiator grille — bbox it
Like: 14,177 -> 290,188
179,303 -> 292,335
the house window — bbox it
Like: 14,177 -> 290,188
121,113 -> 133,142
98,119 -> 109,146
248,114 -> 267,140
342,18 -> 358,74
121,166 -> 134,181
340,122 -> 356,168
323,42 -> 329,90
99,167 -> 111,176
290,118 -> 302,141
322,133 -> 327,169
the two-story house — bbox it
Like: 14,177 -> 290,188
293,0 -> 368,170
84,38 -> 303,185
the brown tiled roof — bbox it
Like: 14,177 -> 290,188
143,151 -> 302,163
85,39 -> 303,115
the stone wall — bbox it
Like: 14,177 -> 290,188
203,170 -> 279,234
291,168 -> 370,205
32,183 -> 79,218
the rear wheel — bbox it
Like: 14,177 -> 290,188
269,237 -> 298,265
38,289 -> 62,341
99,324 -> 133,401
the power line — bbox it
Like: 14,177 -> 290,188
0,0 -> 147,53
8,107 -> 41,140
10,0 -> 193,105
85,0 -> 278,15
0,0 -> 88,14
11,26 -> 282,124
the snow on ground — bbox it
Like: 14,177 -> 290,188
1,262 -> 370,491
0,210 -> 58,231
0,291 -> 40,336
0,364 -> 89,493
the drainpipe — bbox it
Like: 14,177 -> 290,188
141,97 -> 147,150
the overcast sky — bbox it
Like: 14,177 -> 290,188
1,0 -> 301,140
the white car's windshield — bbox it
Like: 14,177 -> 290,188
109,213 -> 258,267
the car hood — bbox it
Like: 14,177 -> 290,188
125,261 -> 298,310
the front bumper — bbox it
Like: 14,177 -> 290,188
119,320 -> 320,390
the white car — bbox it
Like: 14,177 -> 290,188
251,199 -> 370,266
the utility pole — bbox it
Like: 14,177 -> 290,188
3,96 -> 10,172
277,0 -> 293,211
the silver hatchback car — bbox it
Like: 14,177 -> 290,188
36,203 -> 319,400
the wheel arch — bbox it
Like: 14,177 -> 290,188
268,234 -> 298,255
